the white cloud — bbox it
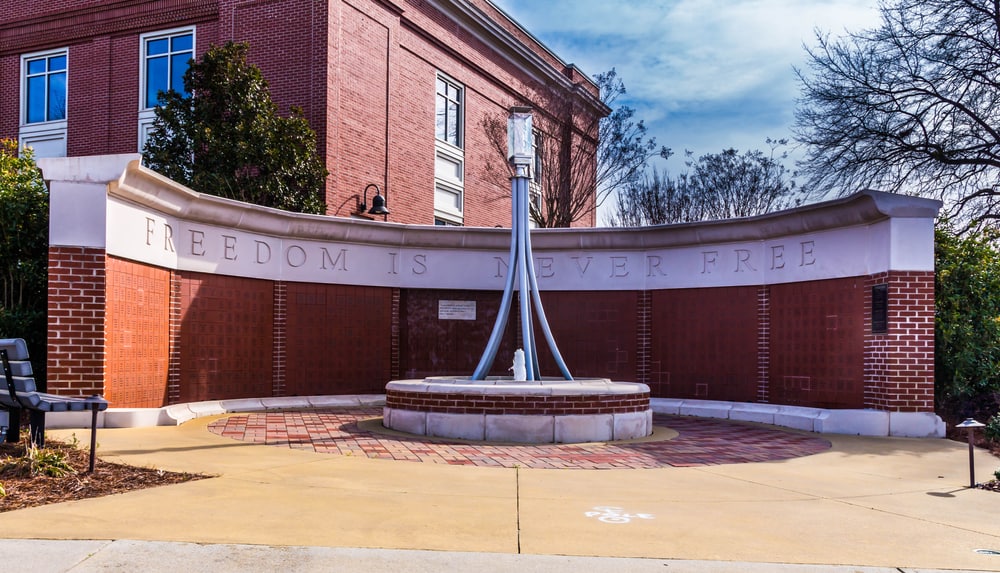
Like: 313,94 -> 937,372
492,0 -> 882,159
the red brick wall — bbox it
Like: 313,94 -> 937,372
864,271 -> 935,411
284,282 -> 393,395
400,288 -> 515,378
47,246 -> 107,396
329,2 -> 392,219
649,287 -> 759,402
177,272 -> 273,402
539,291 -> 638,380
105,256 -> 170,407
3,0 -> 602,228
769,278 -> 866,409
43,248 -> 936,413
1,1 -> 220,155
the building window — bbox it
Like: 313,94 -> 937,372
138,28 -> 194,150
24,51 -> 66,123
530,130 -> 543,218
434,74 -> 465,223
435,76 -> 463,148
20,49 -> 68,158
532,130 -> 542,184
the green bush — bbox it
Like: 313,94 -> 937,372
143,42 -> 327,214
934,225 -> 1000,417
986,413 -> 1000,443
0,438 -> 75,478
0,140 -> 48,382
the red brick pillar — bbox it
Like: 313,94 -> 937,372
756,285 -> 771,403
864,271 -> 935,412
273,281 -> 287,397
635,290 -> 652,385
390,288 -> 401,381
47,246 -> 107,396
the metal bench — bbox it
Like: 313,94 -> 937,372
0,338 -> 108,472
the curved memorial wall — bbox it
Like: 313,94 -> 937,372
39,156 -> 941,431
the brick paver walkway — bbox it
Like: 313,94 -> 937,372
208,409 -> 831,469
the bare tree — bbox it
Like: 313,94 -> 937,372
606,142 -> 801,227
481,69 -> 669,227
794,0 -> 1000,224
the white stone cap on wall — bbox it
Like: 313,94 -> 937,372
40,154 -> 142,249
40,155 -> 943,291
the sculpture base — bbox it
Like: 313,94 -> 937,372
384,377 -> 652,443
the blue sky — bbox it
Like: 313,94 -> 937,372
490,0 -> 882,174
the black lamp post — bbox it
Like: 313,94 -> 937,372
360,183 -> 389,218
956,418 -> 986,487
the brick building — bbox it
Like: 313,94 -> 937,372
0,0 -> 606,226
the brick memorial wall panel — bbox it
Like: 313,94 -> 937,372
649,287 -> 759,401
177,272 -> 273,402
105,256 -> 170,407
285,283 -> 392,395
769,277 -> 866,408
537,291 -> 639,381
400,289 -> 515,379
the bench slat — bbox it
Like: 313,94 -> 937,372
0,339 -> 29,361
9,375 -> 37,394
5,361 -> 31,377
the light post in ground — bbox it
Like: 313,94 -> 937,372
956,418 -> 986,487
471,107 -> 571,381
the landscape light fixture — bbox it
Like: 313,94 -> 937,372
956,418 -> 986,487
360,183 -> 389,217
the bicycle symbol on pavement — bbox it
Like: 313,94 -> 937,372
585,506 -> 655,524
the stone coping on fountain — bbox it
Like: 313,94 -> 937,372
383,378 -> 653,443
386,377 -> 649,395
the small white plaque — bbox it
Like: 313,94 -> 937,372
439,300 -> 476,320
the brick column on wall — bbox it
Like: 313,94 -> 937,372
636,290 -> 652,385
47,246 -> 107,396
756,285 -> 771,403
273,281 -> 287,397
167,271 -> 182,404
864,271 -> 935,412
390,288 -> 401,380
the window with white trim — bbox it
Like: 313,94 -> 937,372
20,48 -> 68,158
434,74 -> 464,224
138,27 -> 194,151
530,130 -> 543,217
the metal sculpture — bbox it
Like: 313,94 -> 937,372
472,107 -> 572,381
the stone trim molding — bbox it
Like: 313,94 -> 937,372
48,158 -> 943,292
385,389 -> 650,415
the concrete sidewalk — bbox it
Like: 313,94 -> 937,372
0,414 -> 998,572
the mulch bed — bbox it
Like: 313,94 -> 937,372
0,439 -> 206,513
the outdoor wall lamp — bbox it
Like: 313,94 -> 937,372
359,183 -> 389,216
956,418 -> 986,487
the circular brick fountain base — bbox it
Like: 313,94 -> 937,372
384,377 -> 652,443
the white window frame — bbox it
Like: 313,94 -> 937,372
434,73 -> 465,224
138,26 -> 195,151
529,129 -> 543,220
20,48 -> 69,158
435,73 -> 464,149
